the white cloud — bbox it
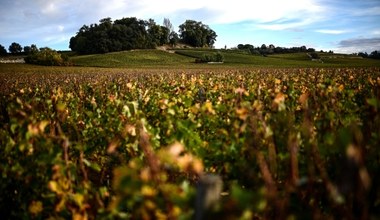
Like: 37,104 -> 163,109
336,37 -> 380,53
372,30 -> 380,36
315,29 -> 349,34
41,3 -> 57,15
212,0 -> 324,24
257,18 -> 319,31
116,0 -> 325,25
1,0 -> 326,30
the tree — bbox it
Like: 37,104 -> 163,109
160,27 -> 170,45
274,47 -> 284,53
178,20 -> 217,47
30,44 -> 39,53
267,44 -> 275,54
237,44 -> 254,50
358,52 -> 368,58
113,17 -> 149,50
0,44 -> 7,55
9,42 -> 22,54
169,31 -> 179,46
70,35 -> 88,54
99,17 -> 112,28
163,18 -> 174,42
69,17 -> 214,54
369,50 -> 380,59
23,46 -> 31,54
147,19 -> 169,47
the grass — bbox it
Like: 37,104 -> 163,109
70,49 -> 195,68
175,49 -> 380,67
267,53 -> 311,61
2,48 -> 379,69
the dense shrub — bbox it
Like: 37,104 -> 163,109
25,48 -> 71,66
309,52 -> 320,59
196,52 -> 224,63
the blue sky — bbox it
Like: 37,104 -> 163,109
1,0 -> 379,53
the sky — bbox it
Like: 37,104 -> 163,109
1,0 -> 380,54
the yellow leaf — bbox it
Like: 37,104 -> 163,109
273,92 -> 286,111
140,168 -> 152,182
159,99 -> 168,109
144,200 -> 156,210
172,205 -> 181,217
235,107 -> 248,120
273,92 -> 285,104
48,181 -> 58,193
204,101 -> 215,115
155,210 -> 167,220
338,84 -> 344,92
55,198 -> 66,212
73,212 -> 88,220
56,102 -> 66,112
299,93 -> 308,106
28,124 -> 39,135
29,200 -> 43,215
141,186 -> 157,197
73,193 -> 84,207
126,82 -> 133,89
38,120 -> 49,132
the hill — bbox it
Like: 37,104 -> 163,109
69,50 -> 193,68
69,48 -> 380,68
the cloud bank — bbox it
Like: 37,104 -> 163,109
337,37 -> 380,53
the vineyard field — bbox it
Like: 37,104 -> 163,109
1,65 -> 380,219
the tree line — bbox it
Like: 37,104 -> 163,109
236,43 -> 318,55
0,43 -> 40,55
357,51 -> 380,59
69,17 -> 217,54
0,43 -> 71,66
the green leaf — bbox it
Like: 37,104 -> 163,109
83,159 -> 101,172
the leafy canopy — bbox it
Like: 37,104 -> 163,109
179,20 -> 217,47
69,17 -> 170,54
8,42 -> 22,54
